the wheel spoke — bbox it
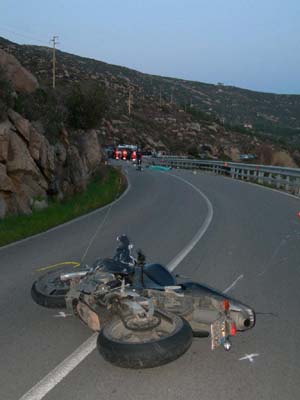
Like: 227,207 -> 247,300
155,329 -> 169,337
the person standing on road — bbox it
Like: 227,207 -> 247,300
136,147 -> 142,166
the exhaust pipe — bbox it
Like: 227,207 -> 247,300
230,309 -> 256,331
60,271 -> 89,281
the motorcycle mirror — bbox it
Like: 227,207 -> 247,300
137,249 -> 146,266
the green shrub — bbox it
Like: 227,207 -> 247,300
66,83 -> 107,129
187,146 -> 199,158
14,87 -> 67,140
186,106 -> 219,123
14,82 -> 108,137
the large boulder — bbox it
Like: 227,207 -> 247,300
54,142 -> 67,164
0,192 -> 7,218
28,125 -> 44,161
0,48 -> 39,93
7,129 -> 41,177
80,130 -> 102,171
38,137 -> 55,180
8,109 -> 31,142
0,120 -> 12,162
7,110 -> 55,181
66,145 -> 87,191
0,163 -> 14,192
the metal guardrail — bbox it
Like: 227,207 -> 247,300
144,157 -> 300,196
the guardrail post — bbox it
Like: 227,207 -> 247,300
285,176 -> 290,192
295,178 -> 300,196
258,171 -> 264,184
241,168 -> 246,180
276,174 -> 281,189
268,173 -> 273,186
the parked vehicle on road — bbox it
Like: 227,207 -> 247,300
31,236 -> 255,368
114,145 -> 137,161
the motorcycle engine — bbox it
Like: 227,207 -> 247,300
79,271 -> 116,294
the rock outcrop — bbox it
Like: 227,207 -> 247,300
0,110 -> 103,218
0,48 -> 39,92
0,48 -> 105,218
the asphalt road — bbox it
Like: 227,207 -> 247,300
0,164 -> 299,400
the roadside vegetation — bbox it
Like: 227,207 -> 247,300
14,81 -> 108,141
0,166 -> 126,247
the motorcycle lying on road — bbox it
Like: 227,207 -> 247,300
31,235 -> 255,368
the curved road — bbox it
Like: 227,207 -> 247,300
0,165 -> 299,400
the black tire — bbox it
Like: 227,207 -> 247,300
97,312 -> 193,368
193,330 -> 210,338
31,267 -> 73,308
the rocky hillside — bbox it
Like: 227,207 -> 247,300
0,110 -> 103,218
1,36 -> 300,144
1,36 -> 299,218
0,49 -> 103,218
1,36 -> 299,167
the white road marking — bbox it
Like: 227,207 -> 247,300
53,312 -> 72,318
239,353 -> 259,363
18,170 -> 213,400
165,173 -> 214,271
223,274 -> 244,294
19,333 -> 98,400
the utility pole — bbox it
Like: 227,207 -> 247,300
51,35 -> 59,89
128,86 -> 132,116
170,87 -> 175,105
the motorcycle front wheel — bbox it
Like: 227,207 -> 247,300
97,311 -> 193,368
31,267 -> 74,308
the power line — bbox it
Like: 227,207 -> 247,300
0,24 -> 48,45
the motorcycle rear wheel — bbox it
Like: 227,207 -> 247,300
97,311 -> 192,368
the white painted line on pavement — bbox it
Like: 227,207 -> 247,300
53,312 -> 72,318
18,170 -> 214,400
223,274 -> 244,294
165,173 -> 214,271
19,333 -> 98,400
239,353 -> 259,363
